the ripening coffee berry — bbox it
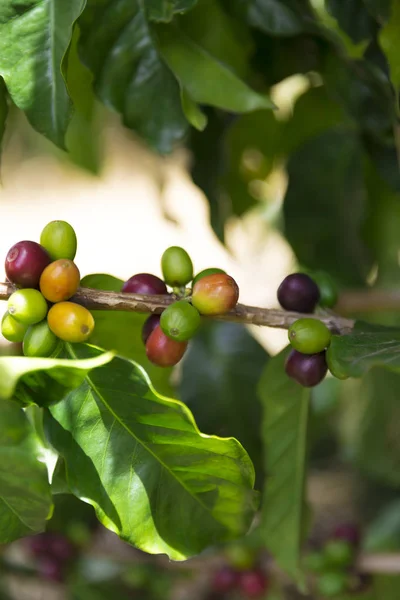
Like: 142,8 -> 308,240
285,349 -> 327,387
8,289 -> 48,325
311,271 -> 338,308
40,259 -> 80,303
288,318 -> 331,354
224,543 -> 256,571
192,267 -> 225,287
5,241 -> 51,288
316,571 -> 348,597
142,314 -> 161,345
1,312 -> 29,343
323,539 -> 354,568
192,273 -> 239,315
238,569 -> 268,598
212,567 -> 238,593
47,302 -> 94,343
146,326 -> 187,367
161,246 -> 193,286
40,220 -> 77,261
160,300 -> 201,341
23,321 -> 62,357
122,273 -> 168,295
333,523 -> 360,547
277,273 -> 320,313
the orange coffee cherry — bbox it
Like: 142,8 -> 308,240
47,302 -> 94,343
40,259 -> 80,303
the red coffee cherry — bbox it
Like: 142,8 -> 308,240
238,569 -> 268,598
122,273 -> 167,295
5,241 -> 51,288
146,325 -> 187,367
142,314 -> 161,345
212,566 -> 239,593
192,273 -> 239,315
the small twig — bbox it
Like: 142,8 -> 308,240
0,282 -> 354,334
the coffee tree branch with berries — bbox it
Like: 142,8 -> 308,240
1,1 -> 400,599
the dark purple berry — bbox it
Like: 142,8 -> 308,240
238,569 -> 268,598
25,533 -> 51,556
122,273 -> 167,295
333,523 -> 360,547
277,273 -> 320,313
38,556 -> 64,582
142,314 -> 161,345
47,533 -> 75,561
212,567 -> 238,593
285,349 -> 327,387
5,241 -> 51,288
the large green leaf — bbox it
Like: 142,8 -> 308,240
327,321 -> 400,378
46,344 -> 258,560
326,0 -> 376,43
379,0 -> 400,97
0,0 -> 85,147
0,350 -> 113,405
81,273 -> 174,397
156,24 -> 275,113
283,128 -> 372,286
78,0 -> 187,153
364,0 -> 391,21
0,400 -> 52,543
247,0 -> 304,35
146,0 -> 198,22
258,348 -> 310,585
179,321 -> 268,484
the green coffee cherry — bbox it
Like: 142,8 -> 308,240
316,571 -> 348,597
23,321 -> 62,357
311,271 -> 338,308
1,312 -> 29,343
303,551 -> 327,573
8,289 -> 48,325
161,246 -> 193,286
323,539 -> 354,568
224,543 -> 256,571
192,268 -> 225,287
40,220 -> 77,261
160,300 -> 201,342
288,318 -> 331,354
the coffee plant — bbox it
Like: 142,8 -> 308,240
0,0 -> 400,598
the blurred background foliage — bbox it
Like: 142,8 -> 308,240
1,0 -> 400,598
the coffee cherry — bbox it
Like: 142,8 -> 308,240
192,274 -> 239,315
142,314 -> 161,345
238,569 -> 268,598
40,259 -> 80,303
285,349 -> 327,387
5,241 -> 51,288
1,312 -> 28,342
23,321 -> 61,357
38,556 -> 64,582
146,326 -> 187,367
161,246 -> 193,286
333,523 -> 360,547
324,539 -> 354,568
288,318 -> 331,354
160,300 -> 201,341
47,302 -> 94,343
40,220 -> 77,261
224,543 -> 256,571
122,273 -> 167,295
8,289 -> 48,325
277,273 -> 320,313
212,567 -> 238,593
304,551 -> 327,573
311,271 -> 338,308
316,571 -> 348,597
192,267 -> 225,286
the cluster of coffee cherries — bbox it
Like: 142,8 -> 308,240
210,544 -> 268,599
305,524 -> 365,597
277,272 -> 338,388
121,246 -> 239,367
1,221 -> 94,356
24,531 -> 76,582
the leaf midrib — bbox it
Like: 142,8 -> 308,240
67,346 -> 226,528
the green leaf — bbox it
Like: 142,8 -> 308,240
0,0 -> 86,147
374,575 -> 400,599
364,0 -> 391,22
364,500 -> 400,550
327,322 -> 400,378
81,273 -> 174,398
156,24 -> 275,113
179,321 -> 268,484
0,350 -> 113,405
181,89 -> 207,131
78,0 -> 187,153
379,0 -> 400,100
258,348 -> 310,586
0,78 -> 7,152
46,344 -> 258,560
326,0 -> 376,43
146,0 -> 198,22
283,128 -> 372,286
248,0 -> 304,35
0,400 -> 52,543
